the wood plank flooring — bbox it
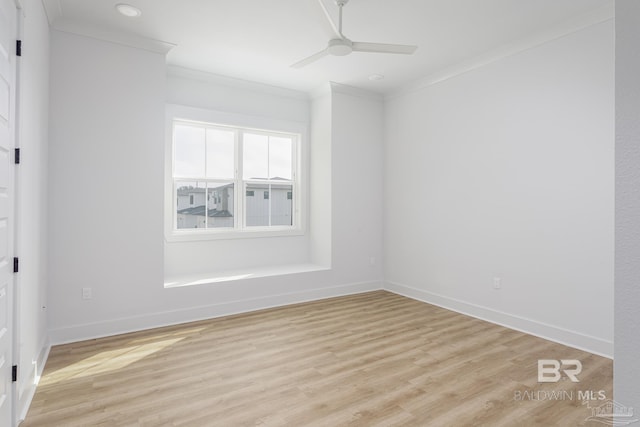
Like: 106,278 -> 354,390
22,291 -> 612,426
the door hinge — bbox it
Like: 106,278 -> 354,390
16,40 -> 22,57
14,148 -> 20,164
13,257 -> 18,273
12,365 -> 17,382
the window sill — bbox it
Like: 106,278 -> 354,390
165,226 -> 305,242
164,263 -> 330,288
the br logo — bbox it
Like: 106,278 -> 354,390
537,359 -> 582,383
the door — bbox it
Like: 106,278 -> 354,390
0,0 -> 16,425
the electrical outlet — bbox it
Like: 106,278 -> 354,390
82,287 -> 92,300
369,256 -> 376,266
493,277 -> 501,290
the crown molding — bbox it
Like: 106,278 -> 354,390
51,18 -> 175,55
387,3 -> 614,100
41,0 -> 173,55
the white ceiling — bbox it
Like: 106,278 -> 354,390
43,0 -> 613,94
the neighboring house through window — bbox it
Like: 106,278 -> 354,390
170,117 -> 301,237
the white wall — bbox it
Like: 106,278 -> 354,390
614,0 -> 640,412
167,67 -> 309,124
384,21 -> 614,356
48,30 -> 166,342
16,0 -> 50,420
331,86 -> 384,282
48,38 -> 383,343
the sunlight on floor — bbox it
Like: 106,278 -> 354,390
39,329 -> 204,386
40,338 -> 184,385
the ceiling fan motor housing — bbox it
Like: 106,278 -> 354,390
328,38 -> 353,56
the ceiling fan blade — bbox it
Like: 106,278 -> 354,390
291,48 -> 330,68
316,0 -> 341,37
352,42 -> 418,55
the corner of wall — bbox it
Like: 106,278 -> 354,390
309,88 -> 332,268
385,281 -> 613,358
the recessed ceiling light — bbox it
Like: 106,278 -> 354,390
116,4 -> 142,18
369,74 -> 385,81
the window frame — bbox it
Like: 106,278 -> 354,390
165,105 -> 306,242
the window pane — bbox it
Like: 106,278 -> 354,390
246,184 -> 269,226
176,181 -> 206,229
271,184 -> 293,226
243,133 -> 268,180
206,128 -> 235,179
269,136 -> 292,180
174,124 -> 205,177
207,182 -> 234,228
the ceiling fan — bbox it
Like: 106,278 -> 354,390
291,0 -> 418,68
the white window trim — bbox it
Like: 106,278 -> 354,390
165,104 -> 307,242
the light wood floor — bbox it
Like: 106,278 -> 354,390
22,291 -> 612,427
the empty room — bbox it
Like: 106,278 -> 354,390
1,0 -> 639,426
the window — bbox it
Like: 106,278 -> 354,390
171,119 -> 300,237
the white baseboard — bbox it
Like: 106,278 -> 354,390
384,281 -> 613,359
17,339 -> 51,424
49,281 -> 383,345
